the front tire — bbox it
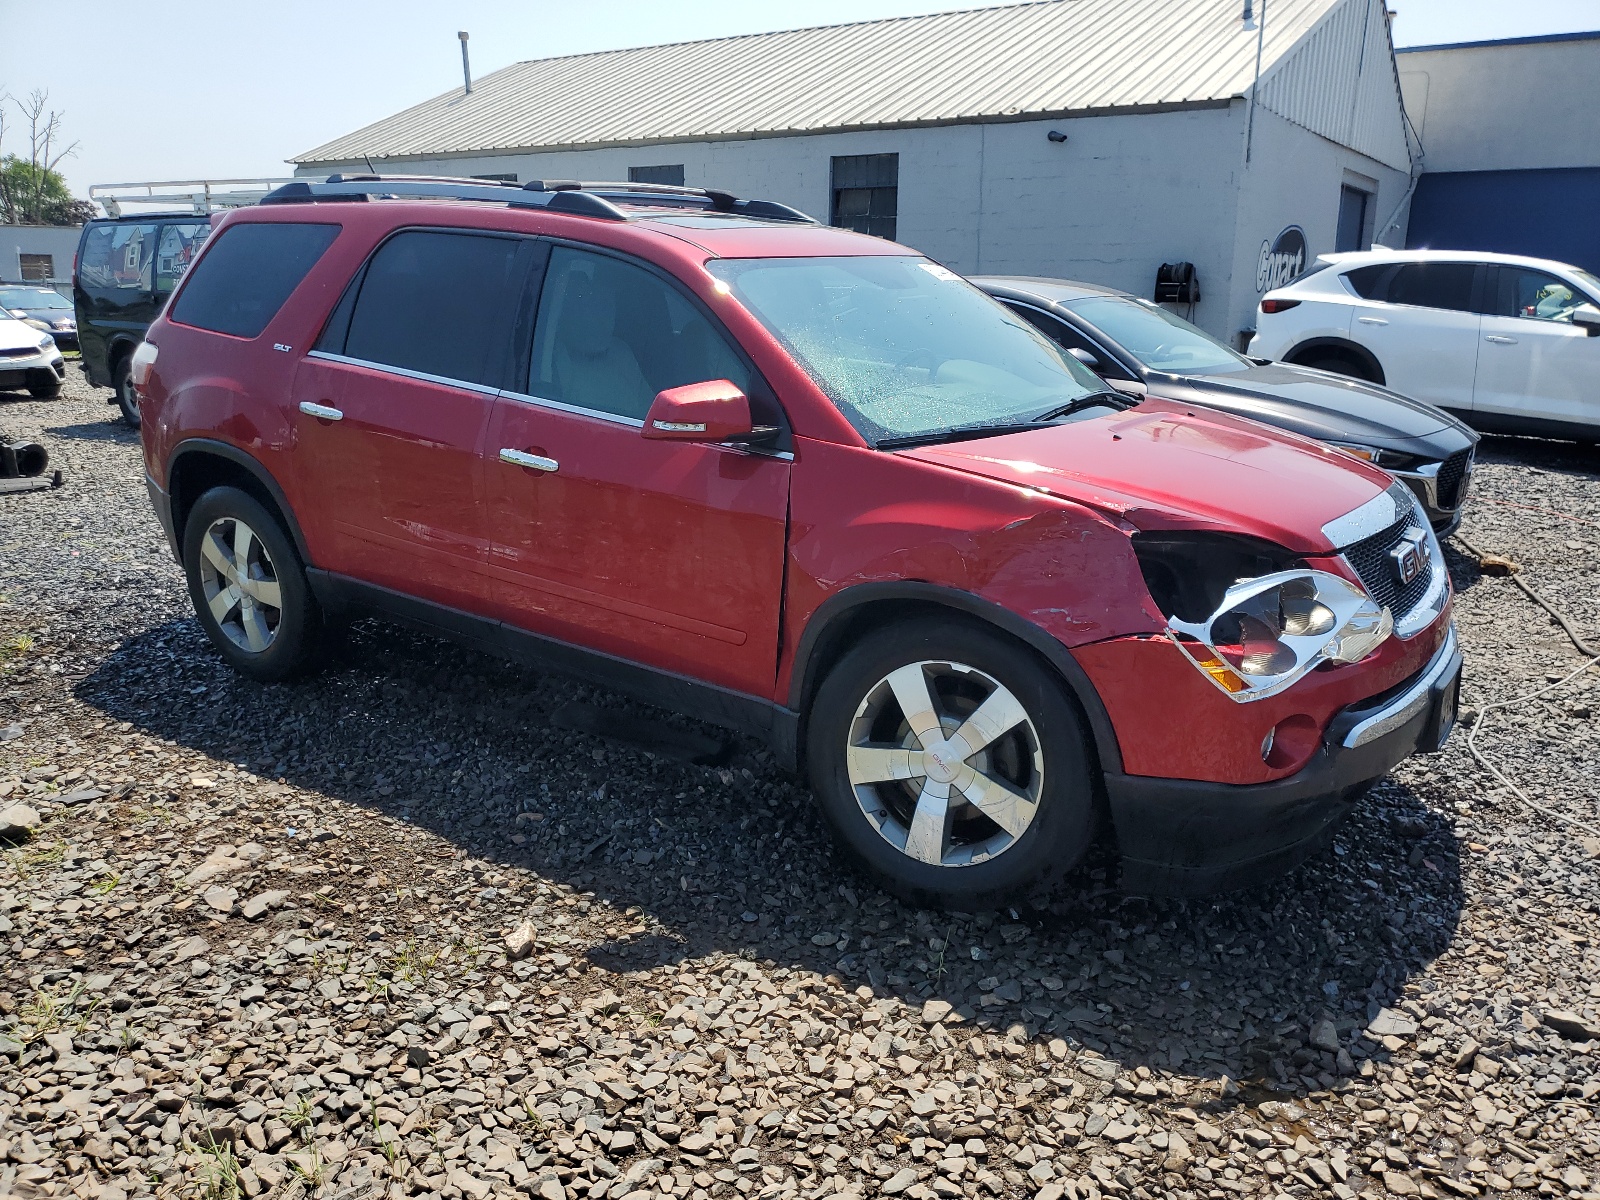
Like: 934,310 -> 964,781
182,487 -> 322,681
27,373 -> 62,399
113,355 -> 140,428
807,617 -> 1098,910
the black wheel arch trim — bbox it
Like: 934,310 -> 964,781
166,439 -> 313,566
787,581 -> 1124,776
1284,337 -> 1385,385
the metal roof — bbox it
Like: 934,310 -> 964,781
293,0 -> 1350,165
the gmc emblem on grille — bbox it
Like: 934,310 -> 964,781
1390,528 -> 1428,585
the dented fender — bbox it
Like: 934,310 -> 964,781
779,437 -> 1166,752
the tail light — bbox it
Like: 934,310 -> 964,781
1260,299 -> 1301,314
130,340 -> 159,388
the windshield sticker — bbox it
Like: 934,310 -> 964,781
919,262 -> 960,282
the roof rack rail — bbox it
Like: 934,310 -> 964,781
89,178 -> 304,218
258,175 -> 816,225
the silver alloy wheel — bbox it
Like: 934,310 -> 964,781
197,516 -> 283,653
846,660 -> 1045,868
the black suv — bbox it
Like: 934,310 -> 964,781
74,213 -> 212,426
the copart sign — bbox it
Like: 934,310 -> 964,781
1257,226 -> 1308,292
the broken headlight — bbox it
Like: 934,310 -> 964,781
1166,570 -> 1393,701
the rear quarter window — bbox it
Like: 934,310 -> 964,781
168,222 -> 340,338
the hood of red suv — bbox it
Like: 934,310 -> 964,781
896,399 -> 1392,555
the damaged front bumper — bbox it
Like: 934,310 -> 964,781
1106,624 -> 1461,897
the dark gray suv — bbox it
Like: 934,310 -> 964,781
976,276 -> 1479,535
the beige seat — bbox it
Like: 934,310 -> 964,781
553,278 -> 654,418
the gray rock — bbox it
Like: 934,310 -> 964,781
1367,1007 -> 1419,1038
1309,1017 -> 1341,1053
1541,1008 -> 1600,1042
0,802 -> 41,839
240,889 -> 288,920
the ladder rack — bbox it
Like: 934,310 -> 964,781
89,178 -> 313,218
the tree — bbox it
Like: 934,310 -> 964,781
0,89 -> 92,226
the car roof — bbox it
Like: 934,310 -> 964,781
1317,247 -> 1594,276
970,275 -> 1138,305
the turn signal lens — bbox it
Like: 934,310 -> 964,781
1183,644 -> 1248,694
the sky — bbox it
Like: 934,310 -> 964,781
2,0 -> 1598,204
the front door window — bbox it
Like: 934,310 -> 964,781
1491,268 -> 1592,324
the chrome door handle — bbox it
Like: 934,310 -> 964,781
298,401 -> 343,421
1356,317 -> 1388,326
499,448 -> 559,472
1484,335 -> 1517,345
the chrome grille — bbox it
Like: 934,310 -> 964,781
1434,449 -> 1472,510
0,346 -> 36,359
1342,516 -> 1435,617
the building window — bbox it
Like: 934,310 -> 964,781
1335,185 -> 1372,253
831,154 -> 898,240
472,173 -> 519,183
18,253 -> 53,282
628,165 -> 685,187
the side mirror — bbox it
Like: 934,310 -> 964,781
643,379 -> 754,442
1067,346 -> 1102,371
1573,305 -> 1600,337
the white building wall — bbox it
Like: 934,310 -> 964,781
1397,35 -> 1600,174
1226,104 -> 1411,344
0,225 -> 83,290
298,107 -> 1253,334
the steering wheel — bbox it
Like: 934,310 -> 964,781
893,346 -> 945,374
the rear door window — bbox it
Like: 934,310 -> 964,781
169,222 -> 340,339
1343,264 -> 1393,300
1382,263 -> 1478,312
78,222 -> 159,294
340,230 -> 522,388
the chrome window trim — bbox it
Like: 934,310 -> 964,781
497,389 -> 645,428
1340,624 -> 1459,748
304,350 -> 501,397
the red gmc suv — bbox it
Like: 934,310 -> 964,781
134,177 -> 1460,908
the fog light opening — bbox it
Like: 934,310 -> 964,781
1262,714 -> 1321,771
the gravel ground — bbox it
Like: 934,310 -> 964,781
2,374 -> 1599,1200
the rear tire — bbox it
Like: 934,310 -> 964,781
182,487 -> 323,682
806,617 -> 1098,910
113,355 -> 140,428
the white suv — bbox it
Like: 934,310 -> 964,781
1250,249 -> 1600,443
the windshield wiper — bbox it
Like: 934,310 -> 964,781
876,421 -> 1052,450
875,392 -> 1130,451
1033,390 -> 1133,420
876,395 -> 1126,451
